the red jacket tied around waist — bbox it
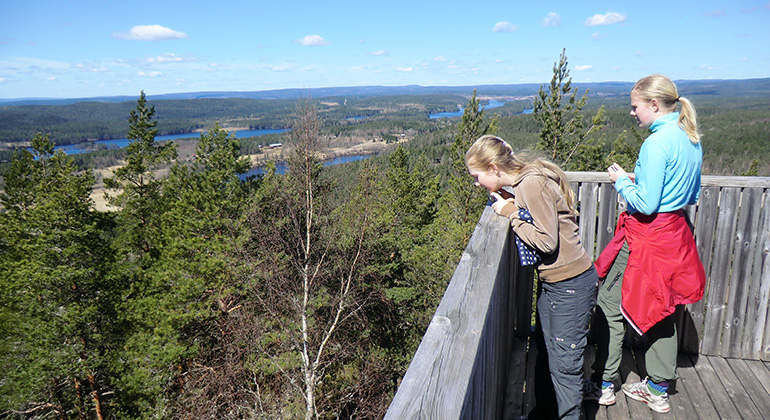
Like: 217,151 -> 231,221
594,210 -> 706,334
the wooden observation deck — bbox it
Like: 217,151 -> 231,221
384,173 -> 770,420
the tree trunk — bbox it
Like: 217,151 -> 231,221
87,372 -> 106,420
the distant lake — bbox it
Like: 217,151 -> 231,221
53,128 -> 289,155
239,154 -> 372,179
428,100 -> 533,119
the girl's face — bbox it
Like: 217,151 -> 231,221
468,165 -> 502,193
630,92 -> 657,128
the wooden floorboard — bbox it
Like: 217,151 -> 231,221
504,339 -> 770,419
690,355 -> 743,420
708,355 -> 763,419
746,359 -> 770,396
725,357 -> 770,419
675,354 -> 720,419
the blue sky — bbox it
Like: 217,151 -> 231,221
1,0 -> 769,99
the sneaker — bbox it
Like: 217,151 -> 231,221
622,377 -> 670,413
599,383 -> 616,406
582,379 -> 616,406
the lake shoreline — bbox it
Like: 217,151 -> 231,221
90,136 -> 406,211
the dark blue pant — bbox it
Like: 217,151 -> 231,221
537,266 -> 598,420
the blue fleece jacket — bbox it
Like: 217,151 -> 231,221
615,112 -> 702,215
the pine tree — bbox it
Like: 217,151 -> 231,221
103,91 -> 176,258
533,48 -> 606,169
0,133 -> 115,419
100,92 -> 181,417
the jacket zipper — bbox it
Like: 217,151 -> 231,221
607,272 -> 622,291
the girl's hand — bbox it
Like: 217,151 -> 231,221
490,191 -> 516,217
607,163 -> 629,183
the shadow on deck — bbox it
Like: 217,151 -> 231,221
507,333 -> 770,419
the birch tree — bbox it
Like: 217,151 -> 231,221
254,98 -> 378,419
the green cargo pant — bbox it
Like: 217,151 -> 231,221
592,241 -> 678,384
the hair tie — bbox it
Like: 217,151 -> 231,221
676,96 -> 681,101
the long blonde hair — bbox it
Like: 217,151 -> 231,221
465,134 -> 577,214
632,74 -> 701,144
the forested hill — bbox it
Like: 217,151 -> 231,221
2,78 -> 769,147
3,77 -> 769,106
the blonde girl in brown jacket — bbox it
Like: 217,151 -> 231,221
466,135 -> 597,420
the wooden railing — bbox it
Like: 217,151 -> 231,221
384,172 -> 770,420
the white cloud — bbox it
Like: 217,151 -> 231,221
113,25 -> 188,41
492,22 -> 518,33
574,65 -> 593,71
584,12 -> 626,26
434,56 -> 446,62
591,32 -> 608,40
371,50 -> 387,56
0,77 -> 7,82
700,65 -> 715,70
542,12 -> 561,27
396,67 -> 413,72
74,62 -> 109,72
137,71 -> 163,77
145,53 -> 189,64
295,35 -> 329,46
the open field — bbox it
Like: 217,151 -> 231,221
89,136 -> 403,211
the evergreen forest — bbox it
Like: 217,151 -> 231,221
1,53 -> 769,419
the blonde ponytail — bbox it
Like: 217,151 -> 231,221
677,96 -> 701,143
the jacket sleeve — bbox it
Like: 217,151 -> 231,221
510,176 -> 559,254
616,137 -> 667,215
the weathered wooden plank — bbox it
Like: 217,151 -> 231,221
745,359 -> 770,397
565,172 -> 770,188
741,189 -> 770,359
675,354 -> 720,420
689,355 -> 742,420
750,191 -> 770,360
701,175 -> 770,188
722,188 -> 762,357
707,355 -> 763,419
592,402 -> 609,420
384,207 -> 513,420
725,358 -> 770,418
503,337 -> 529,419
680,186 -> 719,354
579,182 -> 599,260
604,389 -> 631,420
595,183 -> 618,255
700,187 -> 740,356
666,371 -> 698,420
